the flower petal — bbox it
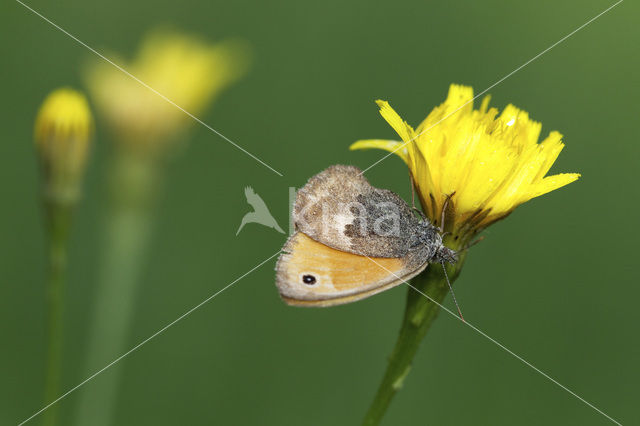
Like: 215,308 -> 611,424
375,100 -> 415,143
530,173 -> 581,198
349,139 -> 409,164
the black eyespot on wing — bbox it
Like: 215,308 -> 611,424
302,274 -> 317,285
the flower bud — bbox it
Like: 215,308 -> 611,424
34,88 -> 93,204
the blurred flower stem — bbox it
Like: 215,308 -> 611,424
34,88 -> 93,426
74,150 -> 158,426
75,30 -> 249,426
42,202 -> 72,426
362,247 -> 466,426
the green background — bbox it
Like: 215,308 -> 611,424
1,0 -> 638,424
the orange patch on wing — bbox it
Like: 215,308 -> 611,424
286,232 -> 404,291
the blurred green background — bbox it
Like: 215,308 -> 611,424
1,0 -> 638,425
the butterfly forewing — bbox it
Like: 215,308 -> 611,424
293,165 -> 421,258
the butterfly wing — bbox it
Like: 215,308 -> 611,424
293,165 -> 421,258
276,232 -> 428,307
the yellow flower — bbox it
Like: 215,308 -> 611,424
34,88 -> 93,203
351,84 -> 580,243
85,30 -> 250,154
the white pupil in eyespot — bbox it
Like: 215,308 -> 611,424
302,274 -> 316,285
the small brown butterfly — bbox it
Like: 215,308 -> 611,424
276,165 -> 460,310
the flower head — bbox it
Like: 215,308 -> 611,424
34,88 -> 93,204
85,30 -> 250,154
351,84 -> 579,244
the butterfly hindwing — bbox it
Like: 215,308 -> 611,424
276,232 -> 428,306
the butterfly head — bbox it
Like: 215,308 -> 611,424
434,244 -> 458,265
412,220 -> 458,265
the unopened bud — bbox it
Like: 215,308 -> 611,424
34,88 -> 93,204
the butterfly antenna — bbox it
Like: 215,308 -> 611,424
441,261 -> 465,322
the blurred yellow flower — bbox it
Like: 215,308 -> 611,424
351,84 -> 580,242
34,88 -> 93,203
85,30 -> 250,153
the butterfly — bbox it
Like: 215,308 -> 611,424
276,165 -> 461,312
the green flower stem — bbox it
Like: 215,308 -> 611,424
362,250 -> 466,426
74,153 -> 158,426
43,202 -> 72,426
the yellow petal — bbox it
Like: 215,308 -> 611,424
444,84 -> 474,114
349,139 -> 409,164
375,100 -> 415,143
409,142 -> 438,220
530,173 -> 581,198
416,84 -> 474,134
479,95 -> 491,114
